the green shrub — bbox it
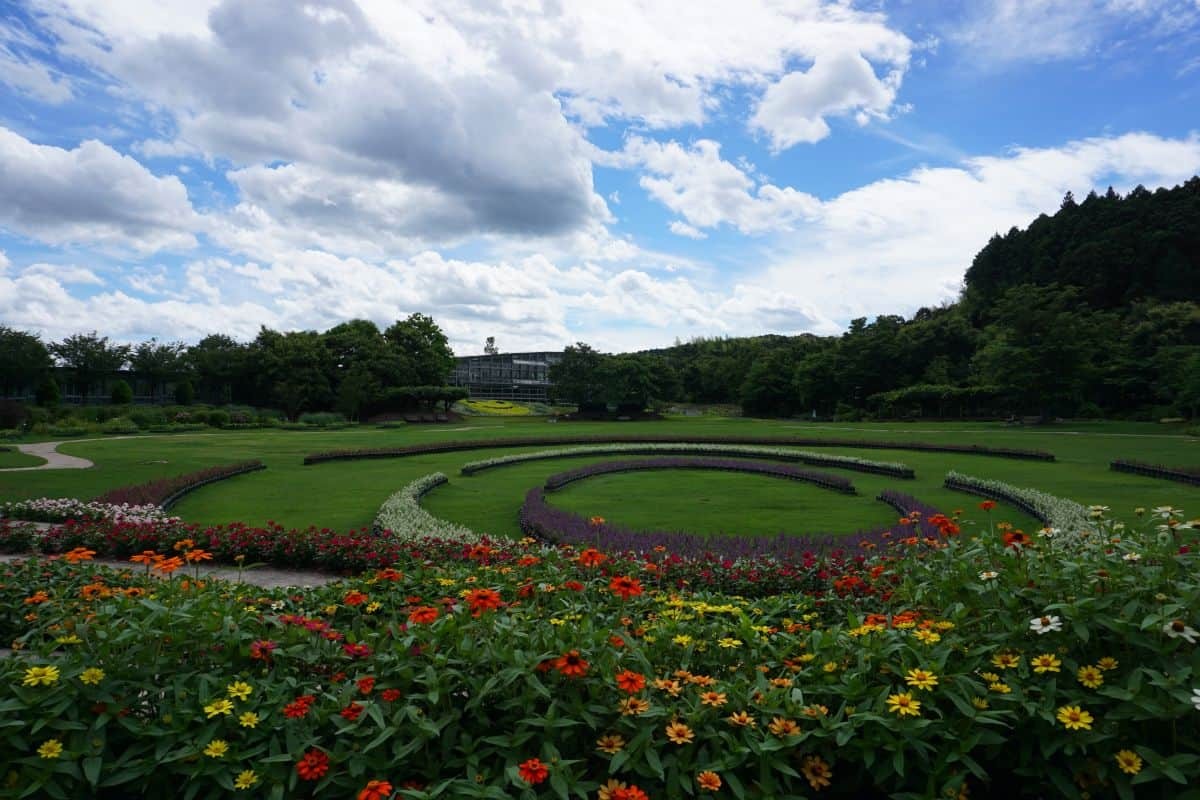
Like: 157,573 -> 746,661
100,416 -> 140,435
206,409 -> 231,427
174,379 -> 194,405
110,380 -> 133,405
34,376 -> 59,407
297,412 -> 347,427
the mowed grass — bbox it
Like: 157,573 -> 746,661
0,448 -> 43,468
544,469 -> 899,537
0,418 -> 1196,538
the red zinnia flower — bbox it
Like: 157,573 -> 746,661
1003,530 -> 1032,548
380,688 -> 402,702
249,640 -> 277,661
518,758 -> 549,785
343,643 -> 371,659
356,677 -> 376,695
340,702 -> 364,722
296,749 -> 330,781
344,591 -> 369,606
979,500 -> 996,511
408,606 -> 439,624
562,580 -> 585,592
615,670 -> 646,694
466,588 -> 503,617
283,694 -> 316,719
358,779 -> 393,800
609,575 -> 644,600
554,650 -> 590,678
613,786 -> 650,800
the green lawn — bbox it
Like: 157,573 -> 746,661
0,448 -> 43,468
0,418 -> 1196,538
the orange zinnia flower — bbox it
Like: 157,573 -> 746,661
578,548 -> 607,567
129,550 -> 158,565
612,786 -> 650,800
1003,530 -> 1032,548
665,721 -> 695,744
465,588 -> 503,616
358,780 -> 393,800
615,670 -> 646,694
344,590 -> 369,606
518,758 -> 549,785
768,717 -> 801,737
408,606 -> 439,624
609,575 -> 644,600
152,556 -> 184,574
64,547 -> 96,563
697,771 -> 722,791
555,650 -> 589,678
185,548 -> 213,563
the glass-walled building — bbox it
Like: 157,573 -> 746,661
449,352 -> 562,402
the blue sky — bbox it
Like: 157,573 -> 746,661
1,0 -> 1199,354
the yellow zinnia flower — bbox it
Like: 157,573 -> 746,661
1031,654 -> 1061,674
886,692 -> 921,717
1056,705 -> 1094,731
204,699 -> 235,718
665,721 -> 695,744
37,739 -> 63,759
226,681 -> 253,701
1114,749 -> 1142,775
22,665 -> 60,687
203,739 -> 229,758
1077,666 -> 1104,689
234,770 -> 259,790
238,712 -> 260,728
596,734 -> 626,754
904,668 -> 938,690
79,667 -> 105,685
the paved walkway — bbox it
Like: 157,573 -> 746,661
0,441 -> 93,472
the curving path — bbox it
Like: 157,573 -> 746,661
0,441 -> 94,472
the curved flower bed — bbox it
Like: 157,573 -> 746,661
97,460 -> 267,509
461,443 -> 914,478
3,505 -> 1193,798
0,497 -> 180,525
543,457 -> 857,494
944,471 -> 1091,531
520,485 -> 946,561
1111,459 -> 1200,487
372,473 -> 484,545
303,435 -> 1055,465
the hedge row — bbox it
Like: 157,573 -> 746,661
1111,459 -> 1200,487
304,435 -> 1055,465
542,457 -> 857,494
95,461 -> 266,509
460,443 -> 914,478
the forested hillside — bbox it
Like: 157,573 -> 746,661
624,177 -> 1200,419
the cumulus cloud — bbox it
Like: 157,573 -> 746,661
21,263 -> 103,285
755,131 -> 1200,320
618,137 -> 820,235
0,127 -> 199,252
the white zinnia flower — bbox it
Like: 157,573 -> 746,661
979,571 -> 999,581
1030,615 -> 1063,635
1153,506 -> 1181,518
1038,527 -> 1059,538
1164,619 -> 1199,644
1192,688 -> 1200,711
1122,552 -> 1142,562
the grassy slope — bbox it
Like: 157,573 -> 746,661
0,418 -> 1195,537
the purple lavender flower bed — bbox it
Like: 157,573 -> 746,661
519,486 -> 945,560
543,457 -> 856,494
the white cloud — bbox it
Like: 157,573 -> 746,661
0,127 -> 199,253
620,137 -> 820,234
751,46 -> 903,150
669,221 -> 707,239
755,131 -> 1200,320
951,0 -> 1200,67
21,263 -> 103,285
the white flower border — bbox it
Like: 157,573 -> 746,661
372,473 -> 483,545
944,471 -> 1091,532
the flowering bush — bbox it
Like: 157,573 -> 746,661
542,457 -> 857,494
0,503 -> 1197,798
96,460 -> 266,508
945,471 -> 1092,531
304,435 -> 1056,465
372,473 -> 486,545
458,399 -> 535,416
461,443 -> 914,479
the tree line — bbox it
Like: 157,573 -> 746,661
0,314 -> 455,420
552,178 -> 1200,420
